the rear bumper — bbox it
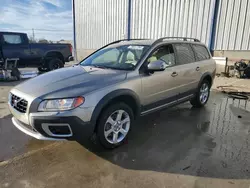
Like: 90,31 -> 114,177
12,115 -> 95,141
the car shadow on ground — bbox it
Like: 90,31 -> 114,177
77,92 -> 250,179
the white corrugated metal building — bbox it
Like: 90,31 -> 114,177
74,0 -> 250,60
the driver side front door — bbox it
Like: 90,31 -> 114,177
140,44 -> 180,114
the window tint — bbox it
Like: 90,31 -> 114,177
148,45 -> 176,67
192,45 -> 210,61
174,43 -> 195,64
3,34 -> 22,44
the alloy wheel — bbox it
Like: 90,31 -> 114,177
104,110 -> 130,144
199,83 -> 209,104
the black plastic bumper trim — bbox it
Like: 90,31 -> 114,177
30,116 -> 95,140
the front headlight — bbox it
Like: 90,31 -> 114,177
38,96 -> 85,112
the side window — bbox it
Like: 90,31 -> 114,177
192,45 -> 211,61
3,34 -> 22,44
174,43 -> 195,65
92,49 -> 119,64
147,44 -> 176,67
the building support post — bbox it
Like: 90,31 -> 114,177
209,0 -> 220,54
72,0 -> 78,61
127,0 -> 132,40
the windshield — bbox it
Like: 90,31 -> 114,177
80,44 -> 149,70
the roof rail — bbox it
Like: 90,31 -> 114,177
152,37 -> 200,46
126,38 -> 150,41
104,38 -> 150,47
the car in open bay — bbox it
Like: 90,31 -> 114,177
8,37 -> 216,149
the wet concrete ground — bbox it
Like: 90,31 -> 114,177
0,80 -> 250,187
0,81 -> 54,161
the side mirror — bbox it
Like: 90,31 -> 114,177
147,60 -> 167,71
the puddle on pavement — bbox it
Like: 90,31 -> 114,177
83,92 -> 250,179
0,81 -> 55,162
197,94 -> 250,136
1,91 -> 250,179
0,114 -> 54,162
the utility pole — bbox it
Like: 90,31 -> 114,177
32,28 -> 35,41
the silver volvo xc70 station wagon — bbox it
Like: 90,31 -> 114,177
9,37 -> 216,148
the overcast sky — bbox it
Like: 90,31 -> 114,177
0,0 -> 73,41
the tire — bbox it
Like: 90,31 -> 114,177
38,67 -> 47,72
47,58 -> 64,71
190,79 -> 211,108
97,102 -> 134,149
11,67 -> 20,80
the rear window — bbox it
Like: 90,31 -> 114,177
192,44 -> 210,61
174,43 -> 195,65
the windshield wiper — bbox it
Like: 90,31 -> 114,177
87,64 -> 131,71
90,65 -> 109,69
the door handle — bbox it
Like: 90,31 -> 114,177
196,67 -> 200,71
171,72 -> 178,77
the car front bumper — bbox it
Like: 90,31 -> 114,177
8,89 -> 96,140
12,115 -> 95,140
12,117 -> 63,141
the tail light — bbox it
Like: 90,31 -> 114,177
69,44 -> 73,54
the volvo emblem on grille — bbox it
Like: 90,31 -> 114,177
13,98 -> 22,107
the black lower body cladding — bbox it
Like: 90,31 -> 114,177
30,116 -> 95,140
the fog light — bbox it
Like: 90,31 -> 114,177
48,126 -> 71,135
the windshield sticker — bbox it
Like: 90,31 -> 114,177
128,46 -> 144,50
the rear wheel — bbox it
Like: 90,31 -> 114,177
97,103 -> 134,149
190,80 -> 210,107
38,67 -> 47,72
47,58 -> 64,71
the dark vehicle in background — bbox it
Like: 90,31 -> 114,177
0,31 -> 73,71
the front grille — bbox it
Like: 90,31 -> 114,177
10,93 -> 28,113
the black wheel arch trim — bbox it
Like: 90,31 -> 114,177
198,72 -> 213,89
44,51 -> 65,62
90,89 -> 141,125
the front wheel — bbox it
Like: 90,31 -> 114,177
97,103 -> 134,149
190,80 -> 210,107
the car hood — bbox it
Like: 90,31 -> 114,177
15,66 -> 127,99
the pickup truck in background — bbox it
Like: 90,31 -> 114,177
0,31 -> 73,71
